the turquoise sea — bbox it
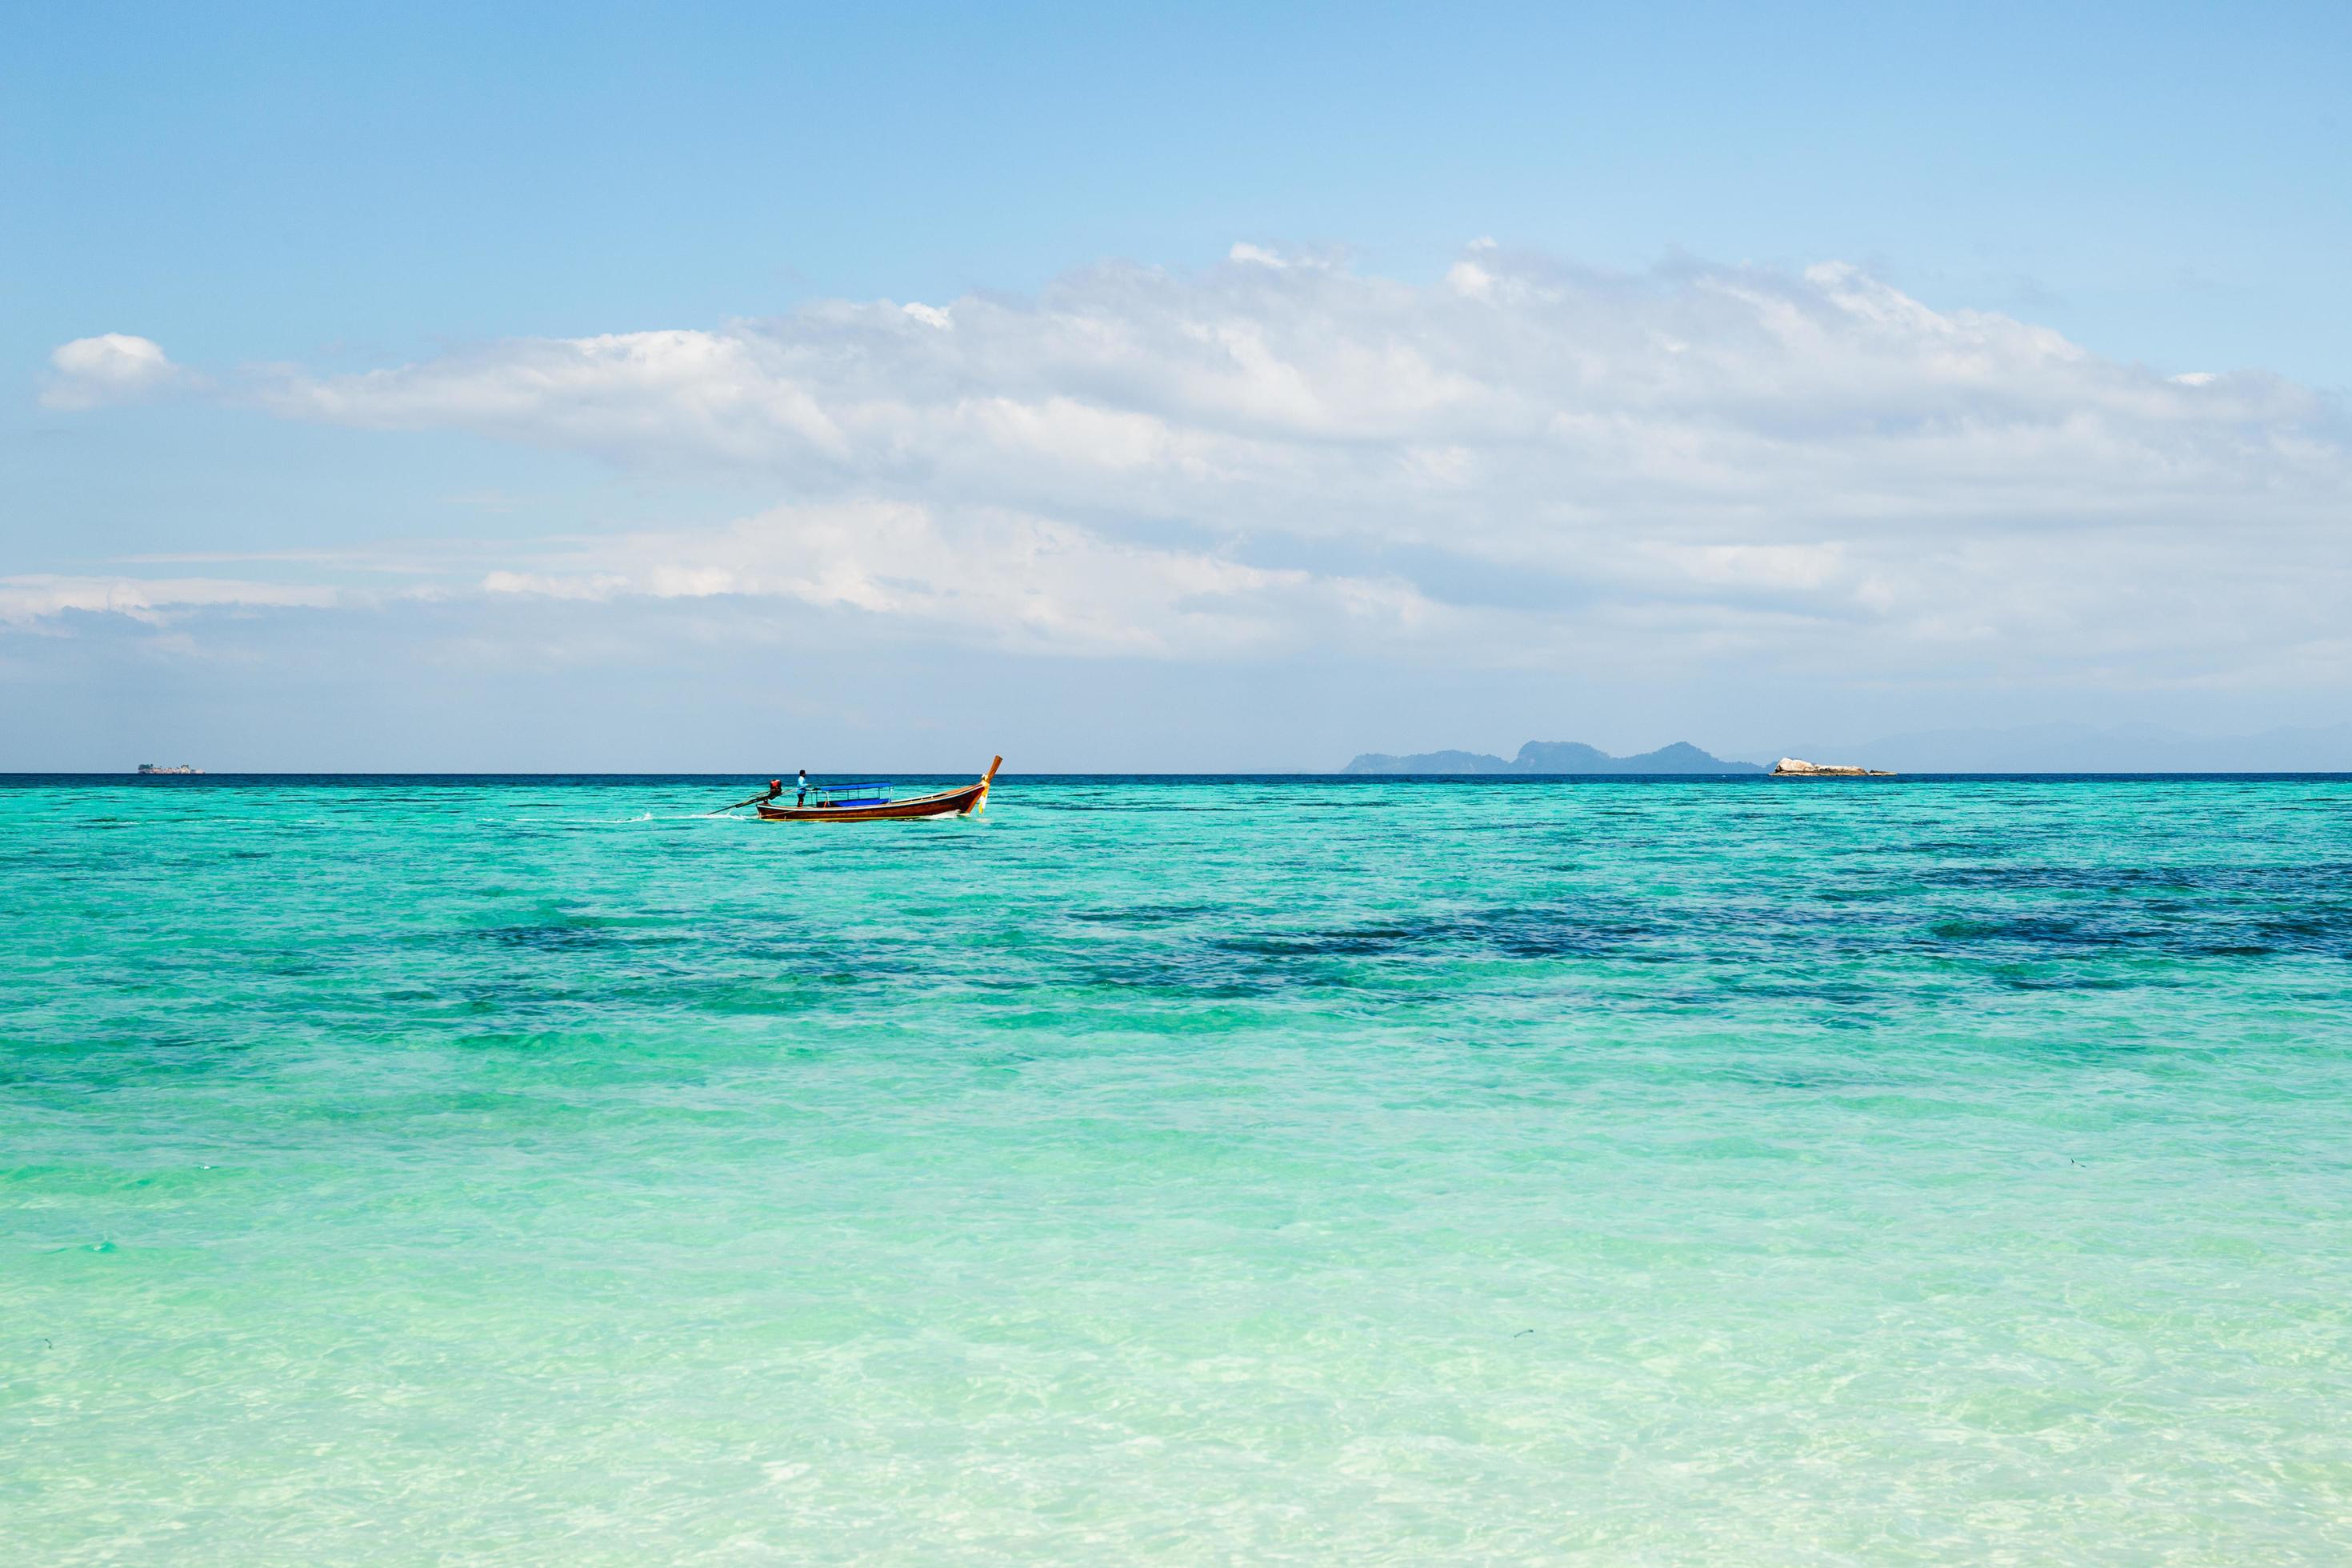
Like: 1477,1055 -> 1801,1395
5,774 -> 2350,1562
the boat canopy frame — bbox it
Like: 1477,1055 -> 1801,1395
800,779 -> 894,806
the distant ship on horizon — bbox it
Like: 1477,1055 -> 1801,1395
135,763 -> 203,774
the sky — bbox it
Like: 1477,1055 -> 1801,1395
6,1 -> 2349,770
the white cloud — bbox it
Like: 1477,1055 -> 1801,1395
40,334 -> 186,410
25,247 -> 2352,688
258,329 -> 849,462
478,501 -> 1438,658
0,575 -> 337,626
244,252 -> 2338,534
1445,260 -> 1495,299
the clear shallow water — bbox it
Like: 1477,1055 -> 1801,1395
4,774 -> 2350,1563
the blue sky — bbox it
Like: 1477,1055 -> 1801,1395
6,2 -> 2349,769
14,2 -> 2349,376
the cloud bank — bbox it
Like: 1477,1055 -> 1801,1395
31,246 -> 2352,690
475,502 -> 1434,659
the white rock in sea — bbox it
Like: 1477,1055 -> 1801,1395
1770,757 -> 1893,777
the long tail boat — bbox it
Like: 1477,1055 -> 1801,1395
754,757 -> 1002,822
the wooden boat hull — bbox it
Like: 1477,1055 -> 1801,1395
754,758 -> 1001,823
757,782 -> 985,822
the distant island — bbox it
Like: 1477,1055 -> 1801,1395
1343,741 -> 1764,775
136,763 -> 203,774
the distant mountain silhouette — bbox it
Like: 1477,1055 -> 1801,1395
1343,741 -> 1765,774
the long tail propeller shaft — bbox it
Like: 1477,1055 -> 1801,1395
718,782 -> 782,812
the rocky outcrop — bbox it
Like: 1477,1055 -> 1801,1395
1770,757 -> 1894,777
